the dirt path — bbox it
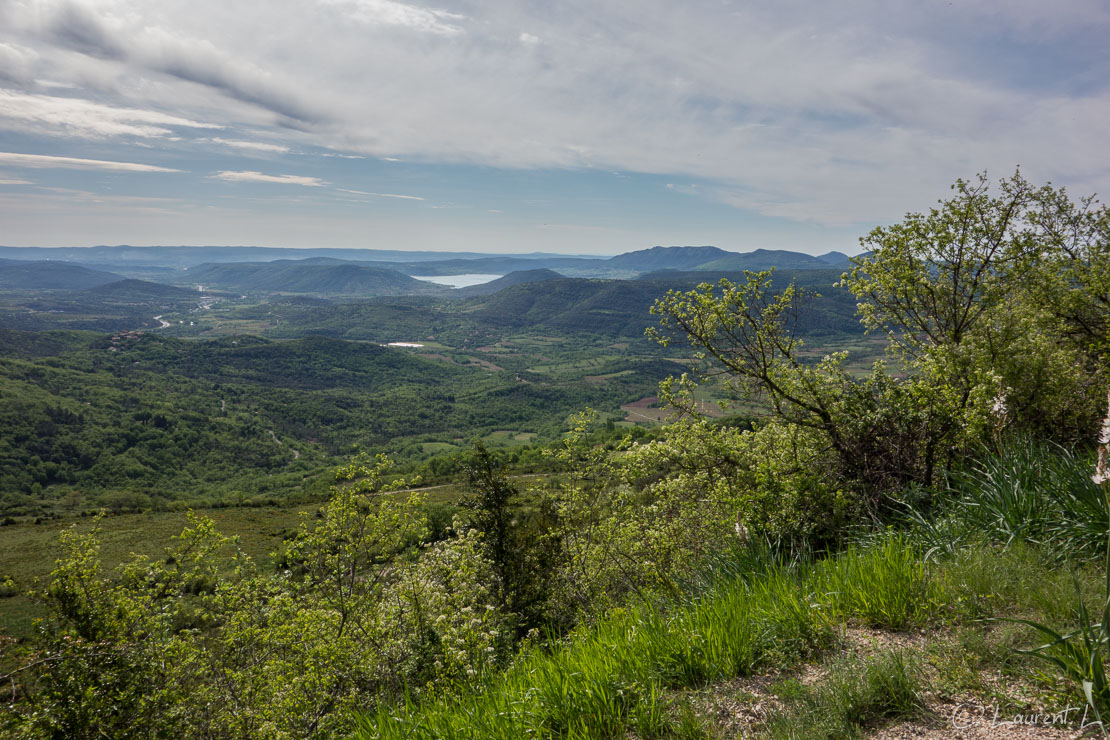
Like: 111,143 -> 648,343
266,430 -> 300,459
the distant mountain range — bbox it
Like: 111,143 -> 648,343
0,245 -> 862,281
0,245 -> 574,267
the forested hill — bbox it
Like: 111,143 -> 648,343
248,269 -> 862,343
604,246 -> 732,272
0,259 -> 123,290
81,278 -> 200,300
180,260 -> 449,295
0,329 -> 684,514
694,248 -> 837,271
454,268 -> 563,297
468,269 -> 860,337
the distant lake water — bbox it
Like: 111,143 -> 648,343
412,273 -> 502,288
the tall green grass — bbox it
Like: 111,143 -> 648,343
357,535 -> 944,739
952,438 -> 1107,559
764,650 -> 923,739
947,439 -> 1110,732
814,534 -> 939,629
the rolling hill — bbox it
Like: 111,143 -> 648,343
604,246 -> 731,272
0,259 -> 123,290
81,278 -> 204,300
180,260 -> 448,296
454,269 -> 563,297
463,269 -> 860,338
693,249 -> 834,271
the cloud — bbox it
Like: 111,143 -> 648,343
0,42 -> 38,85
320,0 -> 466,36
0,152 -> 182,172
211,170 -> 326,186
0,88 -> 221,139
210,137 -> 289,153
338,188 -> 423,200
1,0 -> 1109,229
6,1 -> 321,124
0,177 -> 32,185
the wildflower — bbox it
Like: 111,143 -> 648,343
734,511 -> 749,545
991,392 -> 1007,418
1094,388 -> 1110,486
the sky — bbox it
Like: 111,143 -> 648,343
0,1 -> 1108,256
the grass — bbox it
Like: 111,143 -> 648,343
951,437 -> 1108,560
763,650 -> 923,738
355,517 -> 1110,740
814,534 -> 938,630
358,554 -> 837,739
355,535 -> 958,739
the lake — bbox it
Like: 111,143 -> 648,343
411,273 -> 502,288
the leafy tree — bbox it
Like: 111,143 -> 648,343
843,170 -> 1106,444
460,441 -> 559,635
647,271 -> 961,498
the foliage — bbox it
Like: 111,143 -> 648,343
843,170 -> 1107,446
951,438 -> 1108,559
2,457 -> 517,738
648,269 -> 974,510
1000,575 -> 1110,733
459,441 -> 560,635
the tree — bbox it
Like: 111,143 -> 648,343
648,270 -> 954,498
460,441 -> 558,635
842,170 -> 1107,444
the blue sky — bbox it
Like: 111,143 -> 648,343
1,0 -> 1108,255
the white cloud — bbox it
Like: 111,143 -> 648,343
210,137 -> 289,153
0,152 -> 182,172
0,177 -> 32,185
0,89 -> 220,139
211,170 -> 326,186
0,0 -> 1108,230
319,0 -> 465,36
338,188 -> 423,200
